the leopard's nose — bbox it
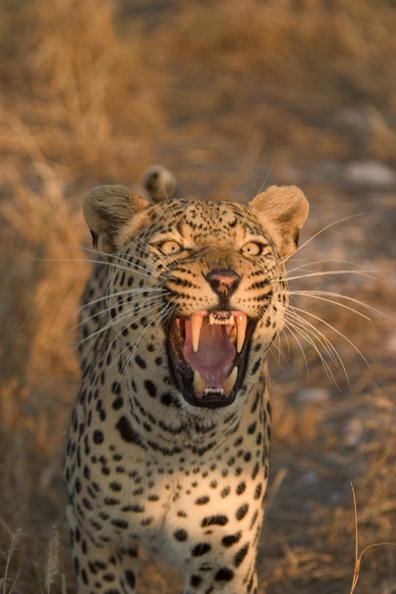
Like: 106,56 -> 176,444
205,269 -> 241,296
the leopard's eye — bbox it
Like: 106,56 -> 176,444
159,240 -> 182,255
242,241 -> 263,256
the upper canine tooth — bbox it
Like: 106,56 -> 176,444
221,366 -> 238,395
194,370 -> 205,395
209,313 -> 215,325
191,313 -> 204,352
235,313 -> 248,353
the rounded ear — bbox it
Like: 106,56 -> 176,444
248,185 -> 309,260
143,165 -> 177,203
83,185 -> 149,259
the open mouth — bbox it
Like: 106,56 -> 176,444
167,310 -> 256,408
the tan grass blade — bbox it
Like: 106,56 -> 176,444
3,526 -> 23,594
44,526 -> 61,594
350,484 -> 396,594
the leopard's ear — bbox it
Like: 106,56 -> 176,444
248,185 -> 309,260
83,185 -> 149,260
143,165 -> 177,203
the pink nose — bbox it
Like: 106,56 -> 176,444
205,269 -> 241,295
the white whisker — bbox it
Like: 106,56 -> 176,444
278,290 -> 377,320
69,298 -> 167,364
288,303 -> 370,369
284,312 -> 339,384
286,258 -> 373,276
68,295 -> 166,334
286,307 -> 345,373
66,289 -> 165,329
275,269 -> 380,285
117,301 -> 176,377
62,243 -> 170,272
82,287 -> 164,309
282,212 -> 368,264
273,294 -> 347,382
32,256 -> 153,278
281,319 -> 311,380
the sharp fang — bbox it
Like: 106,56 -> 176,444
228,326 -> 237,344
194,370 -> 205,395
209,313 -> 215,325
235,313 -> 248,353
191,313 -> 204,353
221,366 -> 238,395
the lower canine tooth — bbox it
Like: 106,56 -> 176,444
194,370 -> 205,395
221,366 -> 238,395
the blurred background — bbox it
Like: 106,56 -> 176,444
0,0 -> 395,592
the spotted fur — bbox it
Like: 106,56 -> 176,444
64,167 -> 309,594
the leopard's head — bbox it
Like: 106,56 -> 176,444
83,176 -> 308,411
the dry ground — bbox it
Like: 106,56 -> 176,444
0,1 -> 396,592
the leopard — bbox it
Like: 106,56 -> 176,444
64,165 -> 309,594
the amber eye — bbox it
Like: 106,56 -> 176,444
242,241 -> 263,256
159,240 -> 182,255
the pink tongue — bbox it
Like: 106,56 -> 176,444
183,319 -> 236,376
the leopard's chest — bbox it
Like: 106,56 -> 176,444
65,367 -> 270,549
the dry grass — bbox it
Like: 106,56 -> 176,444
0,0 -> 395,592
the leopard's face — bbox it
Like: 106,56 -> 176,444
105,199 -> 290,410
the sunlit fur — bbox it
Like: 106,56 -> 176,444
64,182 -> 312,594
